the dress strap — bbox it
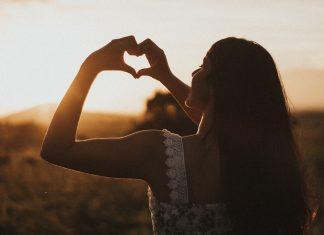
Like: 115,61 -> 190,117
162,129 -> 189,204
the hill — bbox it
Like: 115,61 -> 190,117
0,103 -> 140,138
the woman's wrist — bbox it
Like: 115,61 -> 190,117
79,59 -> 100,80
159,72 -> 176,86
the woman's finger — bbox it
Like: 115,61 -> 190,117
120,63 -> 137,78
137,38 -> 160,55
137,67 -> 153,78
137,40 -> 150,55
118,35 -> 137,46
117,35 -> 139,55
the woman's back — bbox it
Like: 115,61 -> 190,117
147,129 -> 233,234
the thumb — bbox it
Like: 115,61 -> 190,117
121,63 -> 137,78
136,68 -> 153,78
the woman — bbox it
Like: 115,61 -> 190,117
40,36 -> 313,234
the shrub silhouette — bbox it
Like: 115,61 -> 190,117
131,91 -> 196,135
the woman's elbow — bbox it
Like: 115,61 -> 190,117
40,142 -> 74,166
40,145 -> 55,162
40,139 -> 74,162
40,142 -> 63,163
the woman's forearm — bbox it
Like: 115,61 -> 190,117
41,64 -> 96,153
135,38 -> 202,124
161,74 -> 202,125
40,36 -> 141,157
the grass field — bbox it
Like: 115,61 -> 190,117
0,109 -> 323,235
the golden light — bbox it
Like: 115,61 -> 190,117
0,0 -> 323,116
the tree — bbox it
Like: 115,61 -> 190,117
131,91 -> 197,135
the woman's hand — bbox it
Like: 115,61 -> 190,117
136,39 -> 173,82
136,38 -> 202,125
83,35 -> 138,77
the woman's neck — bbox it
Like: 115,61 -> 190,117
196,99 -> 217,146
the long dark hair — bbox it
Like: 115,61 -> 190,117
205,37 -> 313,234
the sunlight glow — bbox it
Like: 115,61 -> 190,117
1,0 -> 324,116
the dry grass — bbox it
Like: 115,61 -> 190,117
0,110 -> 323,234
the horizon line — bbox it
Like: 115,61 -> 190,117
1,102 -> 324,119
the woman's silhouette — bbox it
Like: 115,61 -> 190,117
40,36 -> 313,234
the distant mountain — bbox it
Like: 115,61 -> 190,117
2,103 -> 58,126
0,104 -> 141,137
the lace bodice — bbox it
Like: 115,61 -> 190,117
147,129 -> 233,234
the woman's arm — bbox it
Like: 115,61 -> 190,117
159,73 -> 202,125
40,66 -> 95,152
136,39 -> 202,125
40,36 -> 162,180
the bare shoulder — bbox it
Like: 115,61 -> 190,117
124,129 -> 167,158
123,129 -> 164,139
123,129 -> 165,147
126,129 -> 168,180
181,133 -> 202,150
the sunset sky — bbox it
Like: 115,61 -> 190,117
1,0 -> 323,116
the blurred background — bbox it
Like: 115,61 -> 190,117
0,0 -> 323,234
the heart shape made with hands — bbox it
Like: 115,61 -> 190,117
123,51 -> 150,75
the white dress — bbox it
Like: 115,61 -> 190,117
147,129 -> 233,235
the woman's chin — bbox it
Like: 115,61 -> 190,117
184,99 -> 193,109
185,98 -> 200,111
